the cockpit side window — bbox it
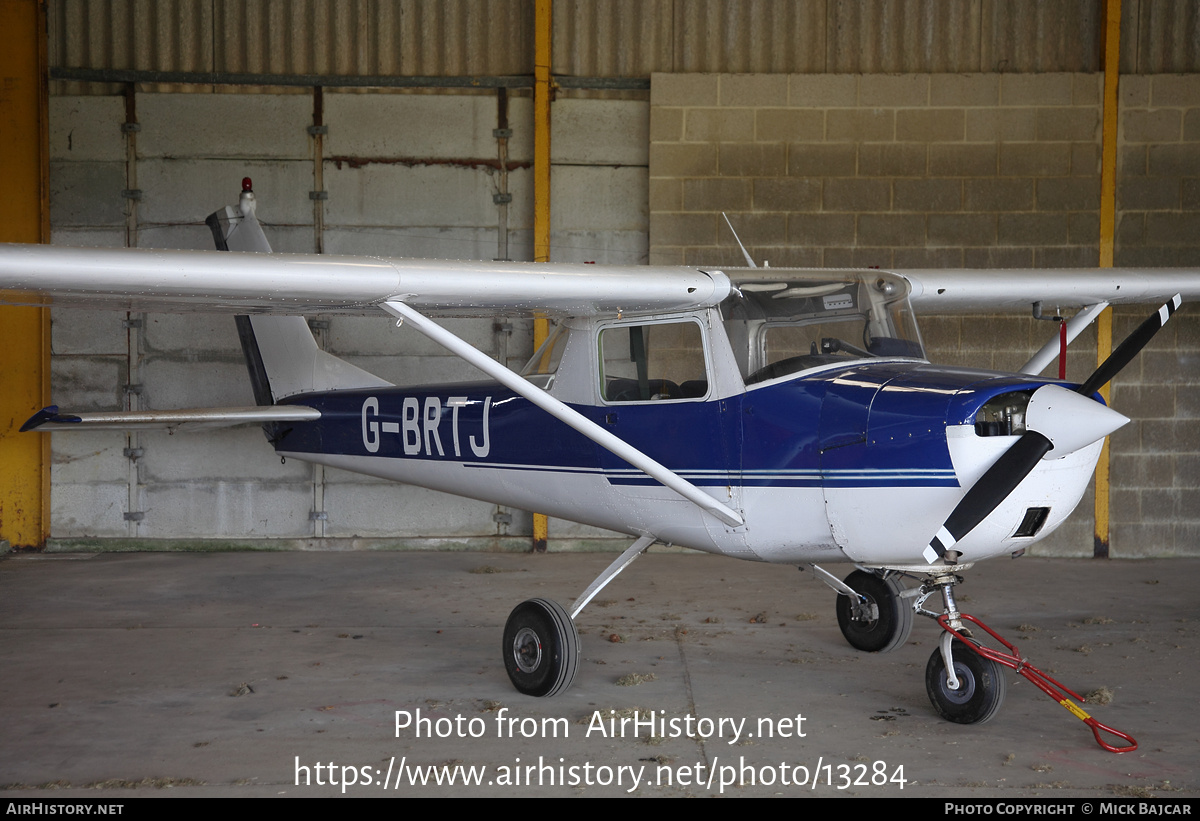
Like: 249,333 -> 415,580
598,320 -> 709,402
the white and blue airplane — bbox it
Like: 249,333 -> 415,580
1,181 -> 1195,735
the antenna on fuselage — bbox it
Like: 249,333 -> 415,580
722,213 -> 757,269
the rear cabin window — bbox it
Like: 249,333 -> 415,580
598,321 -> 709,402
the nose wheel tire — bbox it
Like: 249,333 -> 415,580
503,598 -> 579,697
925,640 -> 1007,724
835,570 -> 913,653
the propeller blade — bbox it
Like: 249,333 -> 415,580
1077,294 -> 1181,398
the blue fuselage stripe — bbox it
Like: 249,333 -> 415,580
275,364 -> 1063,492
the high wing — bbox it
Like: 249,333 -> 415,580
1,244 -> 1198,317
902,267 -> 1200,311
725,267 -> 1200,311
0,244 -> 732,318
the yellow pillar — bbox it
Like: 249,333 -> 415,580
0,1 -> 50,552
534,0 -> 551,266
531,0 -> 552,552
0,0 -> 51,550
1094,0 -> 1121,559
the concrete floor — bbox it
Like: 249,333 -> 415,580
0,550 -> 1196,798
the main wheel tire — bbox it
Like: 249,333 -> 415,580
925,640 -> 1007,725
502,598 -> 579,697
835,570 -> 913,653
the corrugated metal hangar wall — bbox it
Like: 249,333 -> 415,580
38,0 -> 1200,556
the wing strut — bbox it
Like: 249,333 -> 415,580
381,300 -> 745,529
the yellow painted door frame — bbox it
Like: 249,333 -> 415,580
531,0 -> 551,551
0,0 -> 51,550
1094,0 -> 1121,559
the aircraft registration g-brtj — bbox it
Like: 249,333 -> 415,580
2,182 -> 1196,750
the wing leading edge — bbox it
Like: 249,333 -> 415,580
900,267 -> 1200,311
0,244 -> 732,318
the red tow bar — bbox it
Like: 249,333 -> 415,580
937,614 -> 1138,753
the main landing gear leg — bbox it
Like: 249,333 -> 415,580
502,534 -> 655,698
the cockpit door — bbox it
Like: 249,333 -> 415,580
590,316 -> 741,541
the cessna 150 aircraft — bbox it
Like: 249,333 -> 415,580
2,181 -> 1196,745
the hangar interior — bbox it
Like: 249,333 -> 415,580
7,0 -> 1200,558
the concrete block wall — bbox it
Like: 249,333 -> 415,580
1117,75 -> 1200,266
649,72 -> 1103,269
650,73 -> 1199,558
1107,76 -> 1200,557
47,91 -> 650,548
1106,304 -> 1200,557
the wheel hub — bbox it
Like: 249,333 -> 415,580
942,663 -> 976,703
512,627 -> 542,673
850,595 -> 880,624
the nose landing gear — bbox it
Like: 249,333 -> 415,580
925,633 -> 1007,724
917,574 -> 1138,751
820,566 -> 1138,751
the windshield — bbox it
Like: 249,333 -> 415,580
721,271 -> 925,385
